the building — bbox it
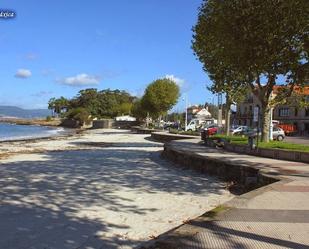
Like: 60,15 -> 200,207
187,105 -> 203,121
235,86 -> 309,135
187,105 -> 212,121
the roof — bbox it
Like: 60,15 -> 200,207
196,108 -> 212,117
273,85 -> 309,95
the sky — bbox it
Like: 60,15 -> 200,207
0,0 -> 214,111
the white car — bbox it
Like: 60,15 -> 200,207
231,126 -> 249,135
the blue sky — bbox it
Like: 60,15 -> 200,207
0,0 -> 214,111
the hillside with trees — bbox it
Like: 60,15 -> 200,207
48,88 -> 136,123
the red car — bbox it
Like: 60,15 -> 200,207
201,124 -> 218,140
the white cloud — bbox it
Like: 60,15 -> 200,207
15,69 -> 32,79
58,73 -> 100,86
164,74 -> 185,87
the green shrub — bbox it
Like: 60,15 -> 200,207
46,116 -> 52,121
66,107 -> 92,124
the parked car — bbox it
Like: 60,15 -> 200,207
246,127 -> 285,141
272,127 -> 285,141
201,124 -> 218,136
229,125 -> 240,132
231,126 -> 249,135
164,122 -> 180,130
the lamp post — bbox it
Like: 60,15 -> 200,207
183,94 -> 188,131
269,107 -> 273,141
269,92 -> 273,141
218,93 -> 223,133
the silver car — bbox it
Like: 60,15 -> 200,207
272,127 -> 285,141
246,127 -> 285,141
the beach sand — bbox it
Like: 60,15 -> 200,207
0,129 -> 234,248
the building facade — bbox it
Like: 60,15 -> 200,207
234,86 -> 309,135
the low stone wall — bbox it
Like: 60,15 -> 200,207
223,142 -> 309,164
114,120 -> 139,129
162,144 -> 279,189
60,119 -> 92,128
92,119 -> 114,129
151,132 -> 198,143
131,127 -> 162,134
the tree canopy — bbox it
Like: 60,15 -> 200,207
141,78 -> 180,118
192,0 -> 308,141
48,88 -> 136,121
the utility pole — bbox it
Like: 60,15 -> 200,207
184,94 -> 188,131
269,107 -> 273,141
218,93 -> 223,133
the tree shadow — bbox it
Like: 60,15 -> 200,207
0,146 -> 228,248
182,220 -> 309,249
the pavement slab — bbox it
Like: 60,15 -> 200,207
144,139 -> 309,249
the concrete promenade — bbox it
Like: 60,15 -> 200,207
144,139 -> 309,249
0,130 -> 233,249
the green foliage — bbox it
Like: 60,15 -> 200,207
131,99 -> 148,119
66,107 -> 91,124
169,128 -> 200,136
48,96 -> 69,116
231,139 -> 309,153
192,0 -> 308,142
166,112 -> 184,123
50,88 -> 136,120
46,116 -> 52,121
69,88 -> 135,118
258,141 -> 309,153
211,135 -> 247,143
141,78 -> 180,118
114,102 -> 133,116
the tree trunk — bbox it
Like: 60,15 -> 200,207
225,94 -> 231,136
260,103 -> 271,142
254,74 -> 276,143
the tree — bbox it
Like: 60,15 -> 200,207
63,88 -> 135,119
141,78 -> 180,119
48,97 -> 69,117
131,99 -> 148,120
192,0 -> 308,142
66,107 -> 91,125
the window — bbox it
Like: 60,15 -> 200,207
279,108 -> 289,117
305,108 -> 309,117
295,108 -> 298,117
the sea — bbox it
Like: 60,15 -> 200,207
0,123 -> 65,141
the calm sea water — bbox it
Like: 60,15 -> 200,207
0,123 -> 64,141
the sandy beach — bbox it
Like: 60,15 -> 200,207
0,129 -> 234,248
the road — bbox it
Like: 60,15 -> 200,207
0,130 -> 233,249
285,136 -> 309,145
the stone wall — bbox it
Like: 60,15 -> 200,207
92,119 -> 114,129
151,132 -> 198,143
162,144 -> 279,189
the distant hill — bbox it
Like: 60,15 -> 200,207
0,106 -> 51,119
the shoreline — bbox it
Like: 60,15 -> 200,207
0,117 -> 62,127
0,128 -> 80,144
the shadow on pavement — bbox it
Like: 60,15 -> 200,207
0,147 -> 226,248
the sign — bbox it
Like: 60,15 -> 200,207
253,107 -> 259,122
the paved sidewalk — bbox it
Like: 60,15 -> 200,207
143,139 -> 309,249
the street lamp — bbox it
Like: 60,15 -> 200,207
269,107 -> 273,141
183,93 -> 188,131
